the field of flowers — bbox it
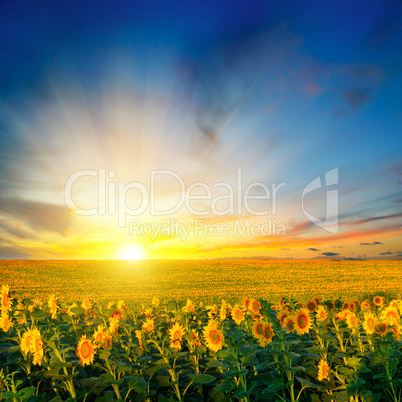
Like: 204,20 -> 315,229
0,260 -> 401,303
1,283 -> 402,401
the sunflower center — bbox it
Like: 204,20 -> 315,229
81,342 -> 93,358
2,293 -> 9,307
256,324 -> 263,335
173,330 -> 181,341
26,335 -> 34,350
210,330 -> 220,344
298,315 -> 308,328
264,327 -> 272,338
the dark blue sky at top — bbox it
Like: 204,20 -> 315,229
1,0 -> 401,97
1,0 -> 402,170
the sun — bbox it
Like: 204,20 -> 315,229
118,244 -> 146,260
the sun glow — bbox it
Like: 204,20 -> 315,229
118,245 -> 146,260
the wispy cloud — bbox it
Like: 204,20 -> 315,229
0,197 -> 73,235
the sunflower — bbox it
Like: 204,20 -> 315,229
48,295 -> 58,319
231,305 -> 245,325
349,302 -> 356,311
67,303 -> 78,317
342,302 -> 349,310
376,322 -> 388,337
0,314 -> 12,332
252,321 -> 264,339
117,300 -> 127,311
381,306 -> 400,324
363,312 -> 377,335
0,285 -> 12,314
294,308 -> 312,335
242,297 -> 251,310
306,300 -> 317,312
390,324 -> 401,342
93,325 -> 111,349
20,329 -> 36,355
142,318 -> 155,333
152,297 -> 160,307
373,296 -> 384,306
169,322 -> 184,350
360,300 -> 371,310
276,310 -> 289,327
203,321 -> 224,353
20,328 -> 43,364
108,316 -> 120,335
317,359 -> 330,381
258,323 -> 274,347
135,329 -> 143,352
109,309 -> 123,321
82,298 -> 92,311
32,333 -> 44,366
189,330 -> 201,348
219,301 -> 228,321
207,304 -> 218,319
327,301 -> 335,310
283,316 -> 295,334
336,309 -> 350,321
316,306 -> 328,322
76,335 -> 96,366
249,299 -> 260,314
183,299 -> 195,314
346,312 -> 358,329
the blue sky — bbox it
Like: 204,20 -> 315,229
0,0 -> 401,259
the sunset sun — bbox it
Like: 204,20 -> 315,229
119,245 -> 146,260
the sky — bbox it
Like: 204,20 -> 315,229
0,0 -> 401,260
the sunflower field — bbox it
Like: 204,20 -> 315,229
1,284 -> 402,401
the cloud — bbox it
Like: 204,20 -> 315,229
360,241 -> 382,246
303,80 -> 326,97
0,219 -> 38,240
320,252 -> 340,257
0,197 -> 72,235
343,212 -> 402,226
308,247 -> 319,251
0,244 -> 29,259
342,88 -> 370,108
385,161 -> 402,177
